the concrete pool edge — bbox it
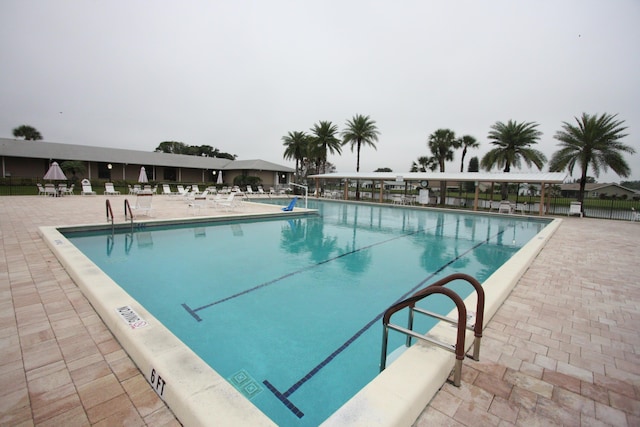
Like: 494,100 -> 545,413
39,210 -> 562,427
39,224 -> 278,427
321,217 -> 563,426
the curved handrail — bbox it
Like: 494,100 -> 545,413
105,199 -> 114,235
381,286 -> 467,386
412,273 -> 485,361
124,199 -> 134,233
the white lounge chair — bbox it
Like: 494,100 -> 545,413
162,184 -> 175,195
132,193 -> 153,216
104,182 -> 120,195
176,185 -> 189,196
214,193 -> 236,211
81,179 -> 96,196
498,201 -> 513,214
245,185 -> 254,196
188,192 -> 208,214
568,201 -> 583,217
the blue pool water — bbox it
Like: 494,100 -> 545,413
65,200 -> 550,426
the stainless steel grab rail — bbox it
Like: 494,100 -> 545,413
380,273 -> 485,387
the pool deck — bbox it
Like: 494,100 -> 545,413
1,195 -> 638,426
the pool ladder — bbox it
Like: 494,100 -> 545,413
380,273 -> 485,387
105,199 -> 135,235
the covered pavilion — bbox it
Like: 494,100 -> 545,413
308,172 -> 568,215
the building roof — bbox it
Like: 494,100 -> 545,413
560,182 -> 639,193
309,171 -> 568,184
229,158 -> 294,172
0,138 -> 294,172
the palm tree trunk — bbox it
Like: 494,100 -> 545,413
355,143 -> 361,200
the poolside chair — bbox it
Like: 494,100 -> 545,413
245,185 -> 254,196
132,193 -> 153,216
498,201 -> 513,214
44,183 -> 58,197
257,186 -> 268,197
214,193 -> 236,211
188,193 -> 208,214
282,197 -> 298,212
568,201 -> 583,217
80,179 -> 96,196
191,184 -> 200,194
177,185 -> 189,196
162,184 -> 175,195
104,182 -> 121,195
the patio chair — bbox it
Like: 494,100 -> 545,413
80,179 -> 96,196
104,182 -> 121,195
245,185 -> 254,196
282,197 -> 298,212
213,193 -> 236,211
631,207 -> 640,221
177,185 -> 189,196
568,201 -> 583,217
37,184 -> 46,196
188,192 -> 208,214
132,193 -> 153,216
162,184 -> 175,195
498,201 -> 513,214
44,183 -> 58,197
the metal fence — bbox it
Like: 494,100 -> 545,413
3,179 -> 640,221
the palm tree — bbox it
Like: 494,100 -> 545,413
549,113 -> 634,206
428,128 -> 459,205
60,160 -> 87,184
341,114 -> 380,200
13,125 -> 42,140
481,120 -> 547,200
310,121 -> 341,175
410,156 -> 436,172
282,131 -> 309,183
458,135 -> 479,172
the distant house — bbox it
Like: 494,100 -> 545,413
0,138 -> 293,187
559,182 -> 639,199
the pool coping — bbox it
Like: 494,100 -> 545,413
39,207 -> 561,427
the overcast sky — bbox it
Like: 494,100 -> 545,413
1,0 -> 638,182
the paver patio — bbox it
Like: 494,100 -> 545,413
0,195 -> 638,426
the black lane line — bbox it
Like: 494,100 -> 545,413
182,224 -> 442,321
263,228 -> 508,418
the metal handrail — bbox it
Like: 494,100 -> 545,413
124,199 -> 134,233
105,199 -> 114,235
409,273 -> 485,361
380,274 -> 485,387
288,183 -> 308,209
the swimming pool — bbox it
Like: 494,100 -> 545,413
53,200 -> 552,426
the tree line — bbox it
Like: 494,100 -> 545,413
282,113 -> 634,206
282,114 -> 380,200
